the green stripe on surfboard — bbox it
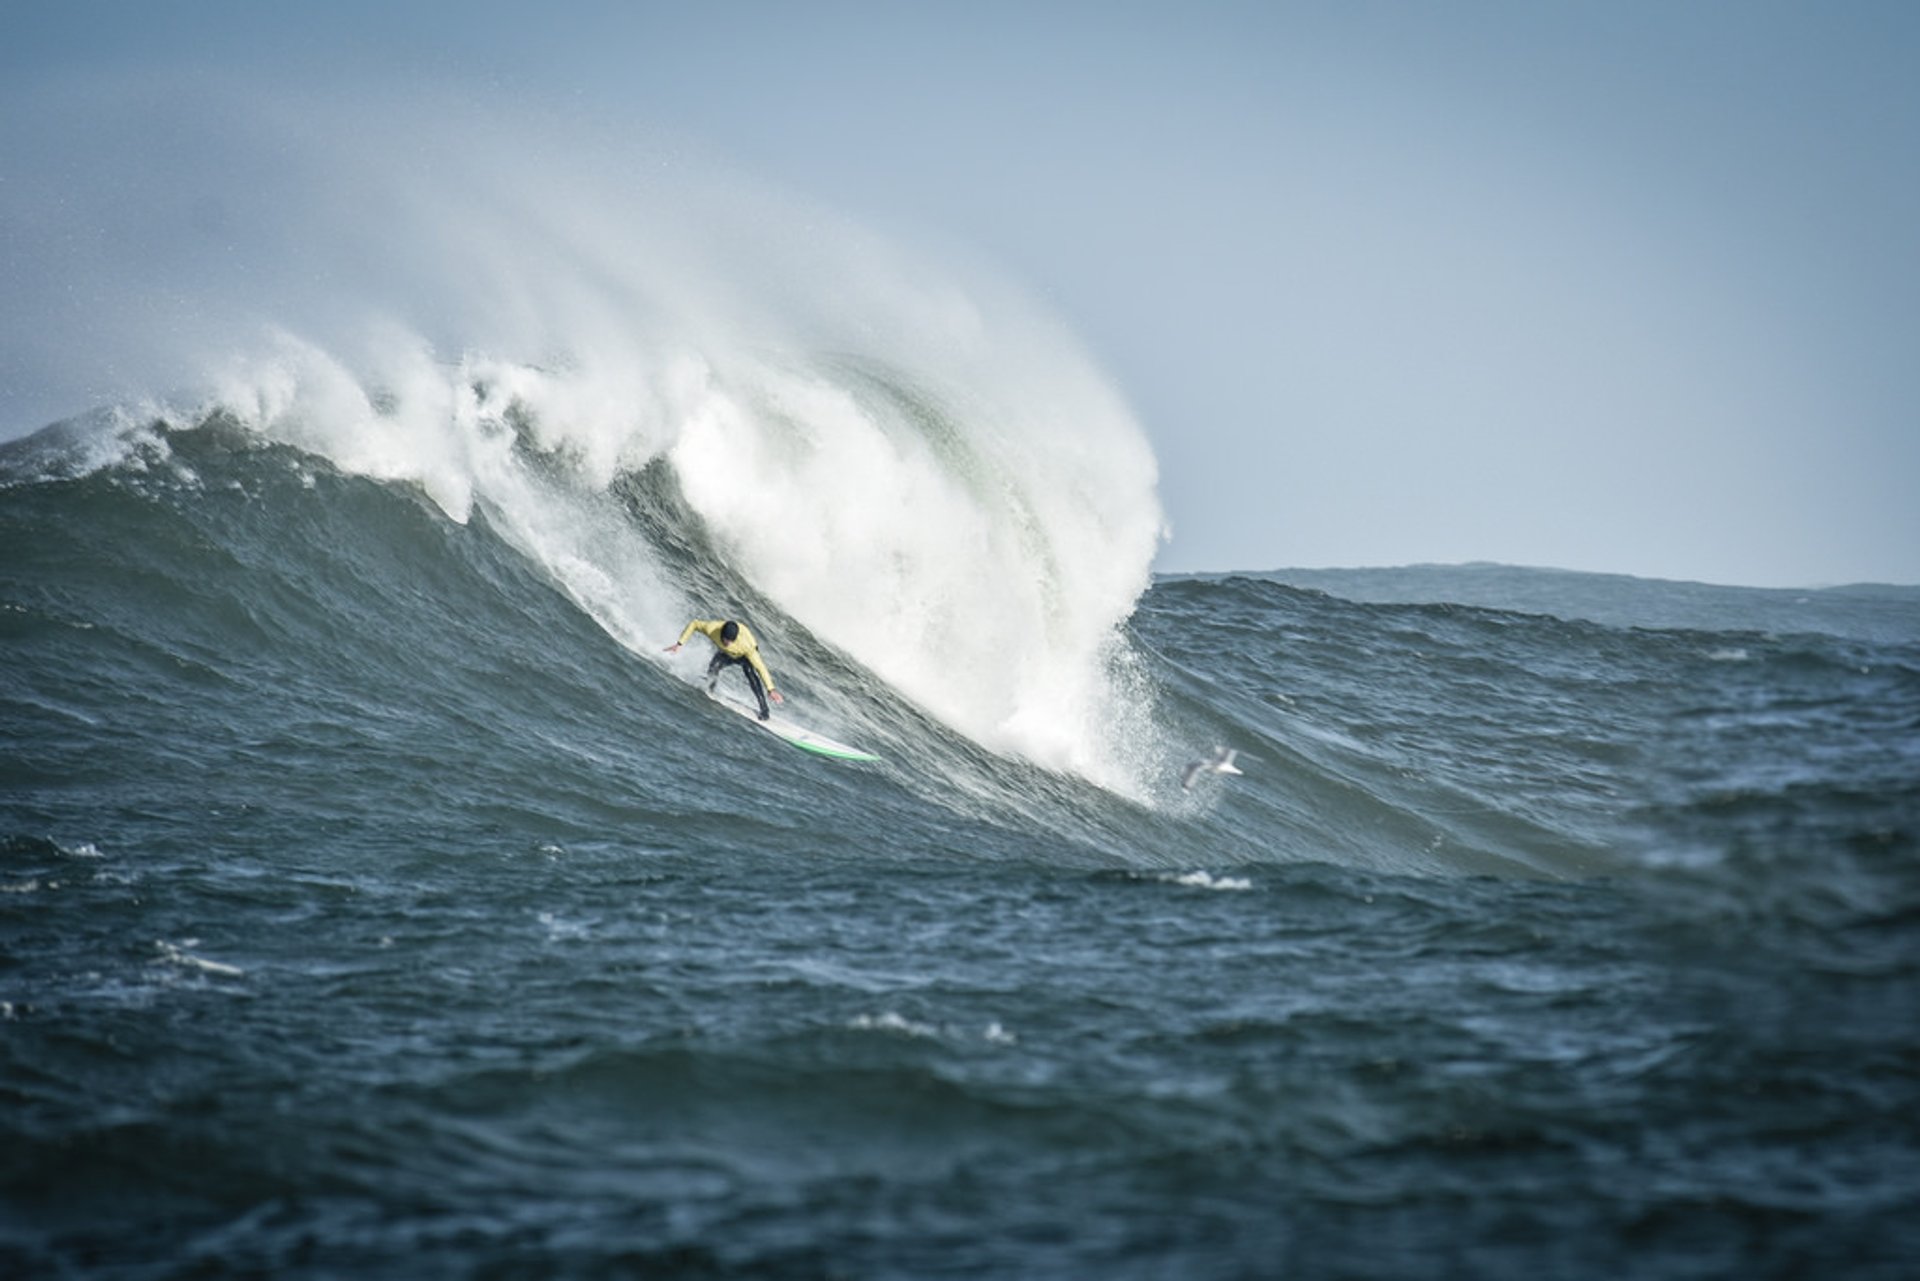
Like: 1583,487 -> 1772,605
709,690 -> 881,763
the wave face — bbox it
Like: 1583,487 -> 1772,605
191,327 -> 1165,798
7,83 -> 1920,1281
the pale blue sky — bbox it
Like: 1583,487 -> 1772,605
5,2 -> 1917,586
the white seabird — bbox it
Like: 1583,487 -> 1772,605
1181,746 -> 1244,790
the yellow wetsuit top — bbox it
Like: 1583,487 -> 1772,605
676,619 -> 777,692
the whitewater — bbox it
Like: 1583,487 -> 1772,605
5,82 -> 1920,1279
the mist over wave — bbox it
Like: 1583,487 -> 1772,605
4,78 -> 1166,791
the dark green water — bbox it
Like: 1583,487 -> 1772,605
4,422 -> 1918,1278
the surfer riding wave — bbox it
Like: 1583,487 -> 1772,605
667,618 -> 785,720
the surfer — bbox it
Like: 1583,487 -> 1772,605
666,619 -> 784,721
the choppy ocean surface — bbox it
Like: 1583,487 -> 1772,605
3,400 -> 1917,1280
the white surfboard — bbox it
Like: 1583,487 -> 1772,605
709,691 -> 881,763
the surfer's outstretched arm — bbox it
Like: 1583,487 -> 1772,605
665,619 -> 717,654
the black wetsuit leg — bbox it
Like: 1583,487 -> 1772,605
707,651 -> 771,720
740,660 -> 770,720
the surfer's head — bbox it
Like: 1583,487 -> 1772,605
720,621 -> 740,644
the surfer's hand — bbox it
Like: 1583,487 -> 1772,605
664,643 -> 682,654
770,690 -> 785,704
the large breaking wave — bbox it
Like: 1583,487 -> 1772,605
3,79 -> 1170,793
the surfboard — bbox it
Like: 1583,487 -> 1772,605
709,691 -> 881,763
